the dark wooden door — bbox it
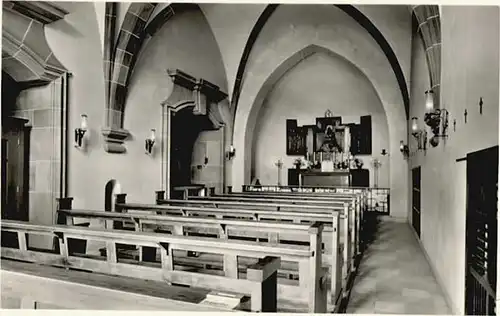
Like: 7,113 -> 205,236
1,117 -> 30,222
465,146 -> 498,315
412,166 -> 421,237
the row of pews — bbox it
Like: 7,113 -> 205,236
1,185 -> 377,312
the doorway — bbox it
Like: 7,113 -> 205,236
465,146 -> 498,315
412,166 -> 421,237
1,117 -> 30,221
1,117 -> 30,249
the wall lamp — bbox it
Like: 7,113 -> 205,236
75,114 -> 88,148
400,140 -> 409,158
145,129 -> 156,155
423,90 -> 449,147
226,145 -> 236,160
411,117 -> 427,151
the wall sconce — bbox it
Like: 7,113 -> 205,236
425,90 -> 434,112
423,90 -> 449,147
145,129 -> 155,155
411,117 -> 427,151
75,114 -> 88,148
226,145 -> 236,160
400,140 -> 409,158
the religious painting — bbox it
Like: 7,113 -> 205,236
286,119 -> 306,155
315,116 -> 342,133
316,125 -> 345,153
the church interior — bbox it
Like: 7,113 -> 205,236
1,1 -> 499,314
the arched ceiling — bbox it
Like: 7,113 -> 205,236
2,1 -> 69,84
230,4 -> 412,127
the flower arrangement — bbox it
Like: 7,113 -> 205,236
353,158 -> 364,169
293,157 -> 304,169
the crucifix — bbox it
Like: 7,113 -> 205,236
479,97 -> 483,115
453,119 -> 456,132
275,159 -> 284,186
464,109 -> 468,124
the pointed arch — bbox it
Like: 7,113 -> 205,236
230,4 -> 410,138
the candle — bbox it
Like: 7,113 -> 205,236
320,152 -> 323,162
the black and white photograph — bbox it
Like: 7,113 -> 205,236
1,0 -> 499,315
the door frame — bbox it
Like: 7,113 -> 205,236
1,116 -> 30,221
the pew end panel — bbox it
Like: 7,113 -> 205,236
246,256 -> 281,312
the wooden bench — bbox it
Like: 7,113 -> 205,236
238,185 -> 378,214
1,259 -> 224,311
111,195 -> 356,307
155,191 -> 361,266
1,220 -> 331,312
216,188 -> 368,254
58,206 -> 344,310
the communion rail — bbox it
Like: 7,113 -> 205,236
240,185 -> 389,215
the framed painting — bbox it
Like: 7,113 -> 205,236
286,120 -> 306,155
316,116 -> 342,133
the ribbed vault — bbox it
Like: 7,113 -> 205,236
412,5 -> 441,106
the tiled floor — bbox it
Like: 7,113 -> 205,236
347,218 -> 451,315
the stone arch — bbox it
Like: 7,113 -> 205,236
103,3 -> 228,153
230,4 -> 410,136
246,44 -> 387,179
231,21 -> 408,216
104,179 -> 121,229
411,5 -> 441,105
248,45 -> 389,185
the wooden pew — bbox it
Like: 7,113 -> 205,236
188,195 -> 362,259
155,191 -> 361,268
237,184 -> 371,216
214,188 -> 368,255
236,185 -> 368,214
110,195 -> 355,307
1,219 -> 331,312
1,259 -> 225,311
58,207 -> 343,311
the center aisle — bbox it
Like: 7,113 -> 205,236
347,217 -> 451,314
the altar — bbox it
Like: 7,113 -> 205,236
284,110 -> 372,188
300,170 -> 350,187
287,168 -> 368,187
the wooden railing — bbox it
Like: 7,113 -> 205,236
240,184 -> 389,215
